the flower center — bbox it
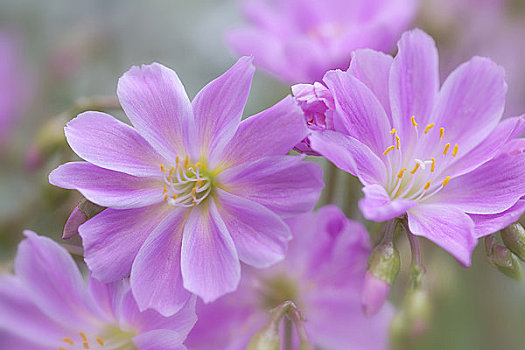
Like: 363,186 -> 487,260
259,273 -> 300,310
160,155 -> 212,208
381,116 -> 459,202
58,329 -> 136,350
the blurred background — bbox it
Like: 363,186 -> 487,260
1,0 -> 525,349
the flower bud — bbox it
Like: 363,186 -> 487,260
361,271 -> 390,316
63,199 -> 105,239
485,236 -> 523,281
501,223 -> 525,262
25,116 -> 68,171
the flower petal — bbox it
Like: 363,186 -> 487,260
49,162 -> 163,209
130,209 -> 192,317
470,199 -> 525,238
14,231 -> 99,329
348,48 -> 394,120
215,188 -> 291,268
132,330 -> 187,350
79,204 -> 170,283
359,184 -> 417,221
407,205 -> 477,267
309,130 -> 387,185
323,69 -> 391,154
117,63 -> 195,161
64,111 -> 165,177
181,200 -> 240,303
216,155 -> 324,217
432,56 -> 506,155
430,152 -> 525,214
217,95 -> 308,168
193,57 -> 255,160
389,29 -> 439,142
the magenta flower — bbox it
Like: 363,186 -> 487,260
49,57 -> 323,316
308,29 -> 525,266
227,0 -> 417,84
185,206 -> 393,350
0,231 -> 196,350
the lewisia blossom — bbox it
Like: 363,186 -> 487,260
0,231 -> 196,350
307,29 -> 525,266
227,0 -> 417,84
49,57 -> 324,316
185,206 -> 393,350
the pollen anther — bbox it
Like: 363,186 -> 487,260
439,127 -> 445,139
410,163 -> 419,174
160,164 -> 166,173
395,135 -> 401,150
390,128 -> 397,135
442,176 -> 451,188
397,168 -> 407,178
424,123 -> 435,134
452,144 -> 458,157
411,116 -> 418,127
424,181 -> 431,190
383,145 -> 395,155
96,337 -> 104,346
63,337 -> 74,345
443,143 -> 450,155
431,158 -> 436,172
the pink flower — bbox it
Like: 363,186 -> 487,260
0,231 -> 196,350
228,0 -> 417,83
49,57 -> 324,316
186,206 -> 393,350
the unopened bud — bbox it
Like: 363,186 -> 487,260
63,199 -> 105,239
361,271 -> 390,316
485,236 -> 522,281
501,223 -> 525,262
25,116 -> 68,171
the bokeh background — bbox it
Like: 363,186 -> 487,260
1,0 -> 525,349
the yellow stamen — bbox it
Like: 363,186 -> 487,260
390,128 -> 397,135
395,135 -> 401,150
172,194 -> 178,200
410,163 -> 420,174
424,123 -> 435,134
193,200 -> 198,206
184,155 -> 189,169
191,187 -> 197,198
442,176 -> 451,188
194,162 -> 201,168
176,156 -> 180,166
443,143 -> 450,155
197,179 -> 203,187
79,332 -> 87,342
439,127 -> 445,139
383,145 -> 395,155
162,186 -> 168,194
168,167 -> 174,178
397,168 -> 407,178
160,164 -> 166,173
164,194 -> 168,201
96,338 -> 104,346
60,348 -> 68,350
431,158 -> 436,172
452,144 -> 458,157
424,181 -> 431,190
83,341 -> 89,349
63,338 -> 74,345
411,116 -> 418,127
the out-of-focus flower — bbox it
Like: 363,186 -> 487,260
0,231 -> 196,350
228,0 -> 417,84
309,29 -> 525,267
0,30 -> 28,147
186,205 -> 393,350
49,57 -> 324,316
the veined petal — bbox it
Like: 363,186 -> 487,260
217,95 -> 308,168
79,204 -> 171,283
389,29 -> 439,143
14,231 -> 99,329
309,131 -> 387,185
132,330 -> 187,350
49,162 -> 163,209
407,205 -> 477,267
432,56 -> 506,156
131,209 -> 192,317
117,63 -> 195,161
471,199 -> 525,238
430,152 -> 525,214
323,69 -> 391,154
215,189 -> 291,268
348,49 -> 394,121
193,57 -> 255,160
359,184 -> 417,221
216,155 -> 324,217
181,200 -> 240,303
